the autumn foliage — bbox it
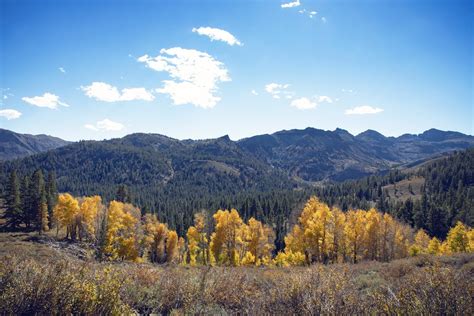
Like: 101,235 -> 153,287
51,193 -> 473,266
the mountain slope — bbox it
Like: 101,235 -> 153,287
312,148 -> 474,238
2,127 -> 473,189
0,129 -> 69,160
0,127 -> 472,236
239,127 -> 474,181
1,134 -> 293,203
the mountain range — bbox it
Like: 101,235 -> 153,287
0,128 -> 69,161
1,127 -> 473,184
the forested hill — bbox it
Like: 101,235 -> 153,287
238,127 -> 473,181
1,127 -> 472,180
0,129 -> 69,160
313,149 -> 474,239
0,127 -> 472,247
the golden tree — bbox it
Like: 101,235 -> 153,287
445,221 -> 471,253
364,209 -> 381,260
330,207 -> 346,263
53,193 -> 80,239
186,211 -> 210,265
427,237 -> 441,254
105,201 -> 141,261
142,214 -> 169,263
166,230 -> 179,263
209,209 -> 245,266
409,229 -> 431,255
345,210 -> 366,263
78,195 -> 102,241
243,217 -> 275,265
282,197 -> 333,264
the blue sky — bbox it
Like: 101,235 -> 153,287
0,0 -> 472,141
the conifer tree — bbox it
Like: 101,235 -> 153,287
3,170 -> 22,229
30,169 -> 47,231
38,189 -> 49,234
20,175 -> 32,228
46,171 -> 58,224
116,184 -> 130,203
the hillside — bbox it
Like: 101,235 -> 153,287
239,127 -> 474,181
0,129 -> 69,161
0,128 -> 472,236
314,148 -> 474,238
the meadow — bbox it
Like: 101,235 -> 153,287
1,245 -> 472,315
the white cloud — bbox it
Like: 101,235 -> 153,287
192,27 -> 242,46
120,88 -> 154,101
318,95 -> 333,103
85,118 -> 124,131
345,105 -> 384,115
298,8 -> 317,18
321,17 -> 327,23
81,82 -> 154,102
59,67 -> 66,73
342,88 -> 354,93
251,89 -> 258,95
0,109 -> 22,120
138,47 -> 230,109
291,97 -> 316,110
265,83 -> 289,94
265,83 -> 292,99
281,0 -> 300,8
22,93 -> 69,109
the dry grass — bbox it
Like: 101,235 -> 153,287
0,254 -> 472,314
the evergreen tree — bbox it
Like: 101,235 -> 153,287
116,184 -> 130,203
38,187 -> 49,234
46,171 -> 58,224
20,175 -> 31,227
3,170 -> 22,229
30,169 -> 47,231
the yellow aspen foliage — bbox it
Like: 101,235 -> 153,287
209,209 -> 245,266
244,217 -> 275,264
345,210 -> 366,263
283,197 -> 333,264
284,225 -> 305,254
393,224 -> 410,259
78,195 -> 102,241
186,226 -> 200,265
142,214 -> 169,263
445,221 -> 471,253
186,211 -> 210,265
380,213 -> 396,262
468,228 -> 474,251
427,237 -> 441,254
273,250 -> 306,267
166,230 -> 179,263
364,209 -> 381,260
330,207 -> 346,263
241,251 -> 256,266
410,229 -> 431,256
309,199 -> 333,263
177,237 -> 186,264
280,197 -> 415,266
440,241 -> 451,254
105,201 -> 141,261
53,193 -> 80,239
